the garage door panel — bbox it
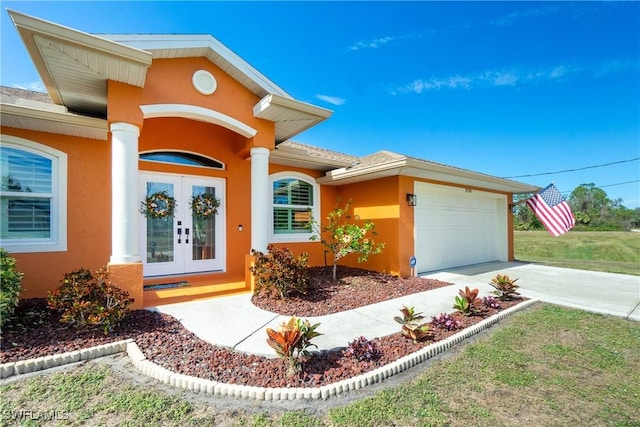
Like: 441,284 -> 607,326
414,182 -> 506,273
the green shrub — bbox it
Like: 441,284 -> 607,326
0,248 -> 24,330
47,267 -> 134,334
250,244 -> 309,298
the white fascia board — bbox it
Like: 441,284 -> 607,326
9,10 -> 152,66
103,34 -> 291,98
1,102 -> 108,132
0,95 -> 68,114
254,94 -> 333,119
317,156 -> 539,193
317,159 -> 407,184
404,159 -> 540,193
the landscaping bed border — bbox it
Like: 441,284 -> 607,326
1,299 -> 538,400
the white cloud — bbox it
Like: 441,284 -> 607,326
591,58 -> 640,77
392,63 -> 593,94
12,81 -> 46,92
492,4 -> 560,27
349,36 -> 395,51
480,70 -> 519,86
315,94 -> 346,106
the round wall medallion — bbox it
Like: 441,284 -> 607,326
192,70 -> 217,95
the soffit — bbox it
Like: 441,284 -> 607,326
254,95 -> 333,143
1,95 -> 108,140
9,10 -> 152,118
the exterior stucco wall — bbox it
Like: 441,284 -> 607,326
1,126 -> 111,299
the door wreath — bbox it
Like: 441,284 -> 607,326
191,193 -> 220,219
140,191 -> 176,218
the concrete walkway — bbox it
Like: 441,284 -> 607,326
152,262 -> 640,357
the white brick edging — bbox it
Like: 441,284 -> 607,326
1,299 -> 538,398
126,298 -> 538,401
0,339 -> 132,379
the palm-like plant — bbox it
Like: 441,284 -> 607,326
394,305 -> 432,343
489,274 -> 520,301
453,286 -> 482,316
266,317 -> 321,376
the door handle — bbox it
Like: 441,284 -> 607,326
185,228 -> 190,244
177,227 -> 182,244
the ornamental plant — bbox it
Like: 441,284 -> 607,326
482,295 -> 502,310
394,305 -> 431,343
430,312 -> 462,331
309,199 -> 384,280
345,336 -> 381,362
488,274 -> 520,301
0,249 -> 24,331
453,286 -> 482,316
250,244 -> 309,298
266,317 -> 322,376
47,267 -> 134,335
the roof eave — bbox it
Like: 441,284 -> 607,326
1,101 -> 109,140
318,157 -> 539,193
8,10 -> 152,114
101,34 -> 292,99
254,94 -> 333,143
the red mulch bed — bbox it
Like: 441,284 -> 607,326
251,266 -> 452,316
1,267 -> 526,388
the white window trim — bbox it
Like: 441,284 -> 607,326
0,135 -> 67,253
269,171 -> 320,244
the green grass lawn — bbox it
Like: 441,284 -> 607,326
514,230 -> 640,275
2,304 -> 639,426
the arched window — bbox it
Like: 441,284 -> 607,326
0,135 -> 67,252
140,151 -> 224,169
269,172 -> 320,243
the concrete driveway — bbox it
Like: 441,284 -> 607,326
424,261 -> 640,321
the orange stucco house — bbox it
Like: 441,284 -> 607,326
1,11 -> 538,309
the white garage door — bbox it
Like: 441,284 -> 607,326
414,182 -> 508,273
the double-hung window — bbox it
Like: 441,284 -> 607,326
0,136 -> 67,252
270,172 -> 319,242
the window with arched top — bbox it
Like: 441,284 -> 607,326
139,151 -> 225,169
269,172 -> 320,243
0,135 -> 67,252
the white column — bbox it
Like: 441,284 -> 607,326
110,122 -> 141,264
250,147 -> 270,252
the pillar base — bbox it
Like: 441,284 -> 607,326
107,262 -> 144,310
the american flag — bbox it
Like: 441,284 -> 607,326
526,184 -> 575,236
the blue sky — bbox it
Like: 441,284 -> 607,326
2,1 -> 639,208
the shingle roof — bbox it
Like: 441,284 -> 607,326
0,86 -> 52,103
277,140 -> 359,166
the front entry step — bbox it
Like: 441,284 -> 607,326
143,276 -> 250,307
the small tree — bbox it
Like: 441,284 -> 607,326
309,199 -> 384,280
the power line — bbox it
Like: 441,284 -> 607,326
502,157 -> 640,179
558,179 -> 640,194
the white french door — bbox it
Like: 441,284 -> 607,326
139,172 -> 225,277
